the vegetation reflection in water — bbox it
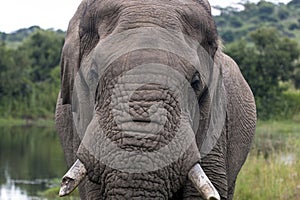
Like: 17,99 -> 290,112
0,125 -> 66,199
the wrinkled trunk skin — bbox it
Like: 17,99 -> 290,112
75,49 -> 202,199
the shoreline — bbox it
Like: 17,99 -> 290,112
0,117 -> 55,127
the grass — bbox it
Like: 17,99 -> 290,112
234,118 -> 300,200
40,187 -> 80,200
39,178 -> 80,200
234,151 -> 300,200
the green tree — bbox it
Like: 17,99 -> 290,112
288,0 -> 300,7
257,1 -> 275,15
226,28 -> 300,119
0,28 -> 64,118
277,8 -> 290,20
230,16 -> 243,28
15,30 -> 64,117
0,42 -> 31,99
294,67 -> 300,89
19,30 -> 64,82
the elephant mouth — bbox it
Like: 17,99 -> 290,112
131,118 -> 151,123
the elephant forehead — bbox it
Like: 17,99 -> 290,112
87,0 -> 210,19
79,0 -> 217,54
92,27 -> 213,80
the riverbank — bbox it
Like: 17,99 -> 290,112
0,117 -> 55,127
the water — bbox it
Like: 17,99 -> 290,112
0,126 -> 67,200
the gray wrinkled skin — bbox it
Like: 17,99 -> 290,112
55,0 -> 256,199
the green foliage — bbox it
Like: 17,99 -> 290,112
225,28 -> 300,119
215,0 -> 300,43
20,30 -> 64,82
0,29 -> 64,119
0,42 -> 31,98
281,90 -> 300,117
221,30 -> 235,43
0,26 -> 40,41
294,69 -> 300,89
0,26 -> 43,48
289,22 -> 300,30
277,7 -> 290,20
230,16 -> 243,28
257,1 -> 275,15
216,1 -> 300,120
288,0 -> 300,7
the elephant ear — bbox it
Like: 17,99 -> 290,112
194,46 -> 227,158
218,51 -> 256,198
60,1 -> 87,105
197,0 -> 211,14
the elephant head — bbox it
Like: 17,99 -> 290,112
55,0 -> 256,199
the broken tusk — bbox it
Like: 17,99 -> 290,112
59,159 -> 87,197
188,163 -> 220,200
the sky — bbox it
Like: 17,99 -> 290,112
0,0 -> 292,33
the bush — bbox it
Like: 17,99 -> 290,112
277,9 -> 290,20
258,1 -> 275,14
216,18 -> 227,27
221,30 -> 235,43
230,17 -> 243,28
288,0 -> 300,7
289,23 -> 300,30
281,91 -> 300,118
225,28 -> 300,120
294,69 -> 300,89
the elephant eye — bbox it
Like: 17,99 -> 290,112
191,73 -> 201,91
191,72 -> 207,99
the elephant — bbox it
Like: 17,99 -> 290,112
55,0 -> 256,199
